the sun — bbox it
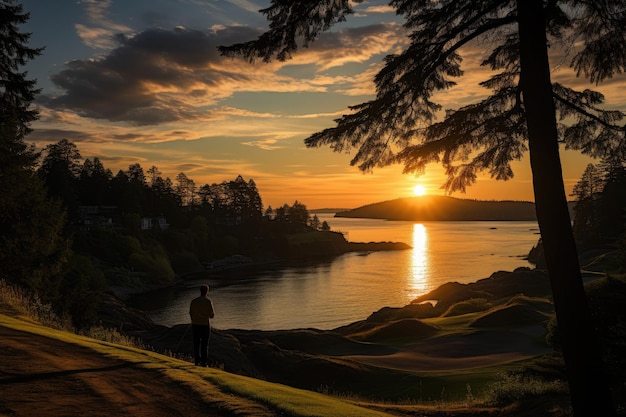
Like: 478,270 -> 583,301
413,184 -> 427,197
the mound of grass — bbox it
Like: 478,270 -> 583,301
503,295 -> 553,314
470,304 -> 550,328
442,298 -> 493,317
353,319 -> 439,343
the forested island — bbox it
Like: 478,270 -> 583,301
335,195 -> 539,221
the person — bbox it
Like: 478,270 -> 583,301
189,284 -> 215,366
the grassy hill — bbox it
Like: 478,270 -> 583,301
0,313 -> 395,417
336,196 -> 537,221
3,252 -> 623,416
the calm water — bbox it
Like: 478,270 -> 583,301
129,215 -> 540,331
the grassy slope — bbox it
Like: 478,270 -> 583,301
0,314 -> 393,417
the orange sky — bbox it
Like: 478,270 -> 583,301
21,1 -> 626,209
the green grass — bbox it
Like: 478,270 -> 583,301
0,278 -> 573,415
0,313 -> 393,417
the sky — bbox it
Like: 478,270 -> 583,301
19,0 -> 626,209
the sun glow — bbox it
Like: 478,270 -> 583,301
413,184 -> 427,197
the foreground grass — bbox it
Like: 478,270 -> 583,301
0,313 -> 393,417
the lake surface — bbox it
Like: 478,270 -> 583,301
129,215 -> 540,331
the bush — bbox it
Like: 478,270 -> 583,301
484,372 -> 567,406
169,251 -> 203,274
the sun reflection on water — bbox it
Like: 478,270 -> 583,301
410,223 -> 429,297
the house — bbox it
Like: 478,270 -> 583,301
78,206 -> 119,230
140,215 -> 169,230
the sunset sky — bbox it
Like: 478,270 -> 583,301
20,0 -> 626,209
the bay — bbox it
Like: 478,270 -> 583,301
128,215 -> 540,331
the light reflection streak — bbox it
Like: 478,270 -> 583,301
410,223 -> 429,296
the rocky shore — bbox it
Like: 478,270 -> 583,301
99,266 -> 556,400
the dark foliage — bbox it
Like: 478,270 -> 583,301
0,1 -> 70,300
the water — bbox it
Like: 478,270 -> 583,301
128,215 -> 540,331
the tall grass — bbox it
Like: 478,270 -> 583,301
484,372 -> 568,406
0,278 -> 141,347
0,278 -> 73,330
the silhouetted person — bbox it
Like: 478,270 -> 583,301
189,284 -> 215,366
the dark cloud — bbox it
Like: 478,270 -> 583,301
27,129 -> 100,144
43,26 -> 261,125
111,133 -> 145,140
41,24 -> 402,125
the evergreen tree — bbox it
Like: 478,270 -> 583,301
0,0 -> 70,294
597,161 -> 626,239
288,200 -> 310,226
571,163 -> 603,244
78,157 -> 112,206
175,172 -> 197,207
221,1 -> 625,414
38,138 -> 82,220
309,214 -> 321,230
0,0 -> 42,137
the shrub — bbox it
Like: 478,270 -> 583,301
168,251 -> 203,274
484,372 -> 567,406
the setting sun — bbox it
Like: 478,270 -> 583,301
413,184 -> 427,197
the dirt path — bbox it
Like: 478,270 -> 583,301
0,326 -> 269,417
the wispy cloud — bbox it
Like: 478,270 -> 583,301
224,0 -> 263,14
76,0 -> 132,49
363,5 -> 396,14
242,138 -> 283,150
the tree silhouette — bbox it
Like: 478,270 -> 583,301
221,1 -> 625,414
0,0 -> 42,137
571,163 -> 603,245
78,157 -> 112,206
38,139 -> 82,219
0,0 -> 69,295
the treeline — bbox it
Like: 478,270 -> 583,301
12,139 -> 329,329
571,160 -> 626,250
530,160 -> 626,269
38,139 -> 329,231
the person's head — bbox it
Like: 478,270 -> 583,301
200,284 -> 209,296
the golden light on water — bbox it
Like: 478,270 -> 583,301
410,223 -> 429,296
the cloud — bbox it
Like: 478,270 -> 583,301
44,27 -> 251,124
223,0 -> 263,14
362,5 -> 396,14
76,0 -> 132,49
286,23 -> 408,70
26,129 -> 100,145
242,138 -> 283,150
41,23 -> 406,125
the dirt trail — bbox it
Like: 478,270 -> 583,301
0,326 -> 270,417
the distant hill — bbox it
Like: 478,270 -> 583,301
310,208 -> 352,214
334,196 -> 538,221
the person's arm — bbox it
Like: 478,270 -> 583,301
209,301 -> 215,319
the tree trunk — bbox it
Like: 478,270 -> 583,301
516,1 -> 615,415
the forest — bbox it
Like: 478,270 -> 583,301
6,136 -> 335,328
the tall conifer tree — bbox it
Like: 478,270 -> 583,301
0,0 -> 70,294
221,1 -> 625,415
